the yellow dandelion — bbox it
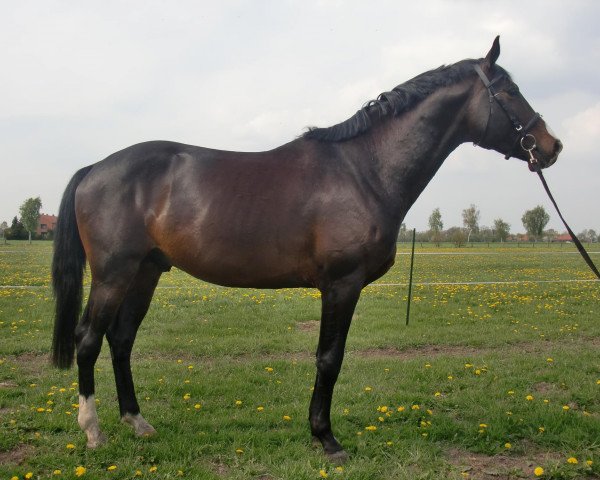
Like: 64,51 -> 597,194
11,476 -> 19,480
586,460 -> 593,466
66,443 -> 76,450
75,466 -> 86,477
538,426 -> 545,433
335,466 -> 344,473
265,367 -> 274,372
526,395 -> 534,401
397,406 -> 405,412
194,403 -> 202,410
562,405 -> 570,411
149,465 -> 158,472
567,457 -> 578,464
319,469 -> 328,478
256,406 -> 264,412
479,423 -> 487,428
364,386 -> 372,392
411,404 -> 420,410
365,425 -> 377,431
53,470 -> 62,475
505,442 -> 512,449
434,391 -> 441,397
235,400 -> 242,406
177,470 -> 184,476
546,358 -> 553,362
235,448 -> 244,454
107,465 -> 117,471
183,393 -> 191,400
25,473 -> 33,479
135,471 -> 142,477
283,415 -> 291,421
534,466 -> 544,476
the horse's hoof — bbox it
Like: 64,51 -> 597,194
137,424 -> 157,437
86,432 -> 107,448
122,413 -> 157,437
326,449 -> 349,465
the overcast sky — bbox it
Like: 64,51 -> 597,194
2,0 -> 599,234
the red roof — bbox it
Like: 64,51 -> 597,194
555,233 -> 573,242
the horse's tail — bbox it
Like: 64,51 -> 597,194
51,165 -> 94,369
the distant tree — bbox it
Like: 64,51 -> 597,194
397,222 -> 409,242
543,229 -> 559,242
19,197 -> 42,244
479,226 -> 493,243
577,229 -> 597,243
462,204 -> 480,243
493,218 -> 510,242
428,208 -> 443,246
6,216 -> 27,240
446,226 -> 466,247
0,221 -> 7,244
522,205 -> 550,241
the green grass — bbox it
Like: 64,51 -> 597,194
1,241 -> 599,479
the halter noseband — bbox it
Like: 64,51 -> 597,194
473,64 -> 541,162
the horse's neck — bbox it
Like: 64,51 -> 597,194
367,82 -> 474,219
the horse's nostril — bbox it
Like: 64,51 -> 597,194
555,139 -> 563,154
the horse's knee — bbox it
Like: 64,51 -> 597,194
315,352 -> 343,384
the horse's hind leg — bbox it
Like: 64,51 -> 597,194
75,260 -> 140,448
106,258 -> 163,437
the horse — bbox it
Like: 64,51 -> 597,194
51,37 -> 562,462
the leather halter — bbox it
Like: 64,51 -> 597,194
473,64 -> 541,160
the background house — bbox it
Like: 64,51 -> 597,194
36,214 -> 57,238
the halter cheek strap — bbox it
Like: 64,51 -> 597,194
473,64 -> 541,160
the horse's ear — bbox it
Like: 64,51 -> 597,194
484,36 -> 501,67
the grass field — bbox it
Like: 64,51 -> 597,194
0,241 -> 599,479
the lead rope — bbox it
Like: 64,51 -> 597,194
523,140 -> 600,280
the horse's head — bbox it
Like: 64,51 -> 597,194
470,36 -> 562,171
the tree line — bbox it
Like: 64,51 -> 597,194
398,204 -> 598,246
0,197 -> 44,243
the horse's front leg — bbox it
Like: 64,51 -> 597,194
309,276 -> 362,463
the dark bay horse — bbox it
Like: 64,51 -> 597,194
51,37 -> 562,461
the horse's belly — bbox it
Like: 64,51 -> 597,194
166,242 -> 313,289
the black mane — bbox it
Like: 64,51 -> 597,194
304,59 -> 481,142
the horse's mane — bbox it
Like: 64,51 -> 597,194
304,59 -> 482,142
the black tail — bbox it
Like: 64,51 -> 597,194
51,165 -> 93,369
